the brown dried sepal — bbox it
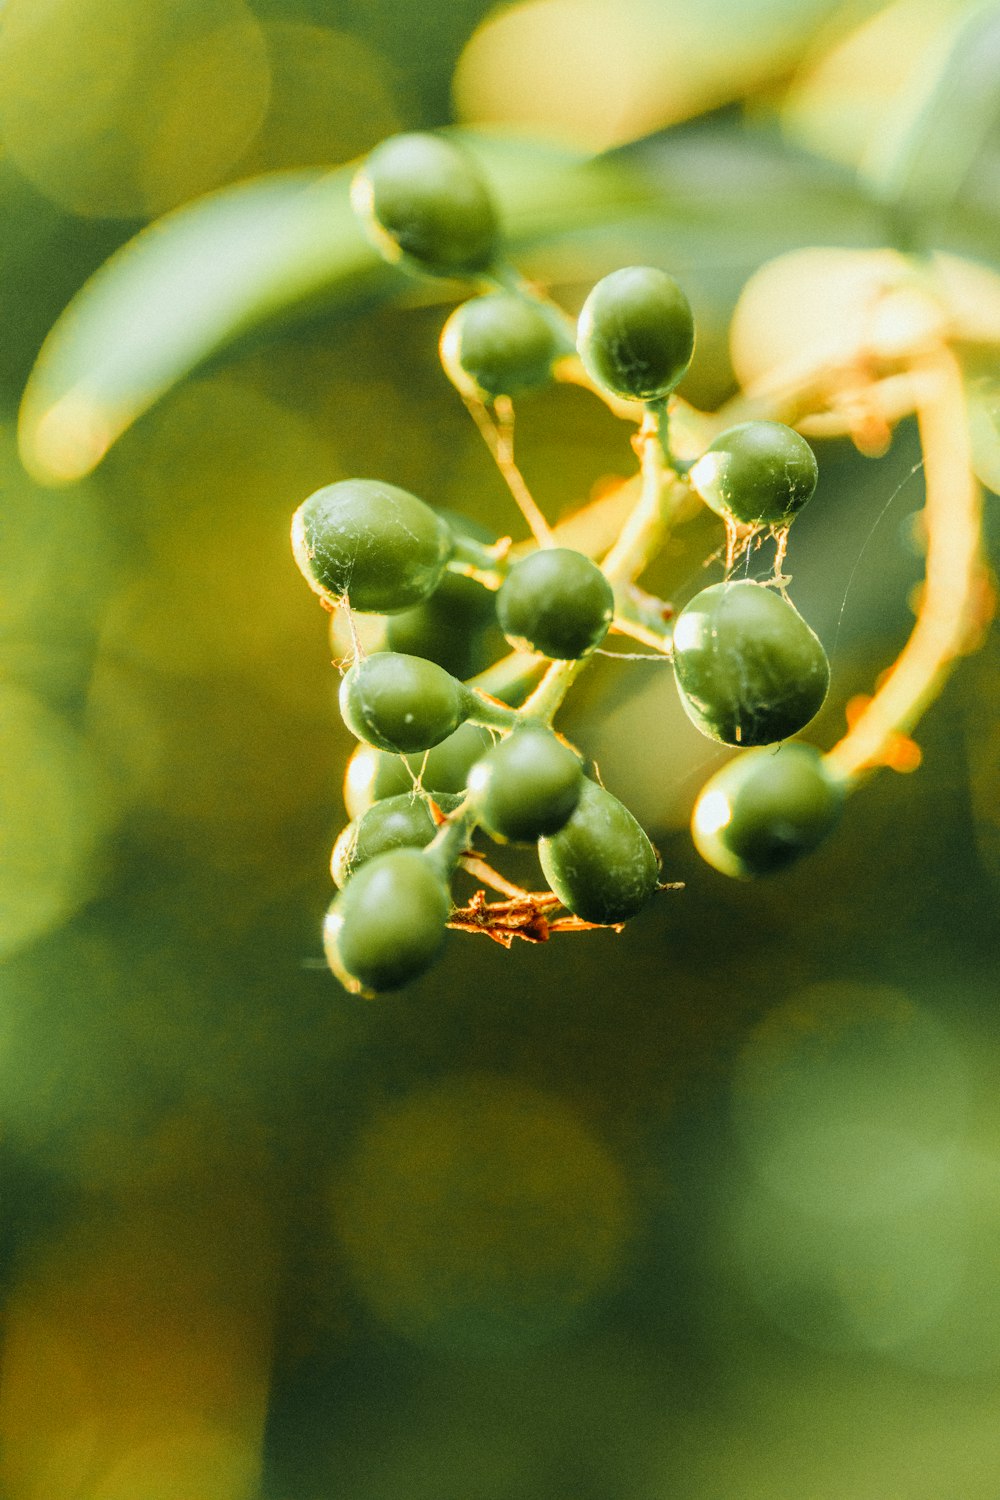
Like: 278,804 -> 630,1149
448,887 -> 620,948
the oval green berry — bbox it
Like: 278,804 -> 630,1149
324,848 -> 451,995
343,722 -> 495,819
691,742 -> 844,879
340,652 -> 469,754
331,793 -> 451,889
291,478 -> 453,614
689,421 -> 819,528
440,292 -> 559,400
467,724 -> 583,843
497,548 -> 614,660
672,581 -> 830,747
351,132 -> 500,276
577,266 -> 694,402
539,778 -> 659,925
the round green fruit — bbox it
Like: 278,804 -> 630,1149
467,724 -> 582,843
340,652 -> 469,753
343,722 -> 495,819
576,266 -> 694,402
689,421 -> 818,528
331,793 -> 448,888
440,292 -> 559,399
538,778 -> 659,925
672,581 -> 830,746
291,479 -> 453,614
692,743 -> 844,878
351,132 -> 500,276
497,548 -> 614,659
324,848 -> 451,995
328,509 -> 502,679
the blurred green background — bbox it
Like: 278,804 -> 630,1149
0,0 -> 999,1495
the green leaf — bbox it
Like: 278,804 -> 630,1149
862,0 -> 1000,219
965,366 -> 1000,496
17,137 -> 654,484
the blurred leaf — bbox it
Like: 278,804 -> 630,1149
783,0 -> 1000,231
964,365 -> 1000,496
17,138 -> 655,485
453,0 -> 844,152
863,0 -> 1000,218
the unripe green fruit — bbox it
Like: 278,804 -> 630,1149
324,848 -> 451,995
351,132 -> 500,276
539,778 -> 659,925
497,548 -> 614,659
689,421 -> 818,528
343,722 -> 495,819
340,652 -> 469,753
291,479 -> 453,613
328,508 -> 502,679
577,266 -> 695,402
332,792 -> 452,888
672,581 -> 830,747
467,724 -> 583,843
440,292 -> 559,399
691,742 -> 844,879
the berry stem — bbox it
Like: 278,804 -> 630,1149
516,656 -> 590,724
601,405 -> 690,589
446,531 -> 510,589
425,800 -> 478,881
460,390 -> 555,546
462,686 -> 522,734
824,345 -> 986,785
468,649 -> 549,704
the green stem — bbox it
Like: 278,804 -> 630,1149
517,656 -> 590,724
468,650 -> 548,704
462,686 -> 521,733
426,800 -> 478,881
601,408 -> 688,589
446,534 -> 510,589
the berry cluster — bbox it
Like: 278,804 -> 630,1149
292,131 -> 844,996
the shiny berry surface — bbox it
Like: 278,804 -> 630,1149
343,722 -> 495,819
340,652 -> 469,753
324,848 -> 451,995
577,266 -> 694,402
291,478 -> 453,614
440,292 -> 558,399
497,548 -> 613,660
467,724 -> 582,843
691,742 -> 844,878
689,421 -> 818,528
538,778 -> 659,925
672,581 -> 830,746
331,793 -> 444,889
351,132 -> 500,276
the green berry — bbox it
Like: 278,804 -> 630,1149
691,742 -> 844,879
291,479 -> 453,614
576,266 -> 694,402
672,581 -> 830,747
343,722 -> 495,819
497,548 -> 614,659
467,724 -> 583,843
440,292 -> 559,400
351,132 -> 500,277
324,848 -> 451,995
538,778 -> 659,925
689,422 -> 819,528
332,793 -> 452,888
340,652 -> 470,754
328,509 -> 502,679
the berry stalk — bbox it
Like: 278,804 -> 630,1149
824,345 -> 985,784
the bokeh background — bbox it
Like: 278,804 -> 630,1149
1,0 -> 999,1495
